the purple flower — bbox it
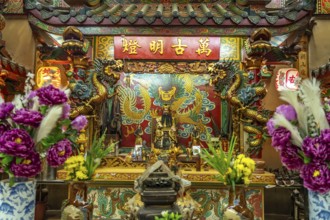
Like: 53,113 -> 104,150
0,102 -> 14,119
266,118 -> 275,136
0,123 -> 9,136
36,85 -> 67,106
62,103 -> 71,119
71,115 -> 88,131
319,129 -> 330,145
302,130 -> 330,161
271,127 -> 291,150
11,109 -> 43,127
27,91 -> 37,100
279,144 -> 304,170
10,151 -> 42,178
326,112 -> 330,124
26,91 -> 37,109
47,139 -> 72,167
300,162 -> 330,194
275,104 -> 297,121
0,129 -> 34,158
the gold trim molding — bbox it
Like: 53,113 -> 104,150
57,168 -> 275,185
124,61 -> 210,74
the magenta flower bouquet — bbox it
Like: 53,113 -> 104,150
267,78 -> 330,194
0,85 -> 87,185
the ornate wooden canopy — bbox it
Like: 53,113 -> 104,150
24,0 -> 314,36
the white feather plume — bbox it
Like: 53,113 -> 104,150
64,89 -> 71,98
32,96 -> 40,111
300,78 -> 329,130
12,94 -> 23,110
279,90 -> 308,136
35,105 -> 63,143
273,113 -> 303,147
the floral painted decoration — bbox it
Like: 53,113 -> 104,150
0,85 -> 87,185
267,78 -> 330,194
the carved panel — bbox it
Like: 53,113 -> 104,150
87,184 -> 264,220
220,37 -> 241,61
95,36 -> 114,60
124,61 -> 210,74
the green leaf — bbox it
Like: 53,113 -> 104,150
15,157 -> 23,164
41,132 -> 65,149
40,106 -> 48,115
1,155 -> 14,166
9,174 -> 15,187
60,119 -> 71,126
200,132 -> 238,184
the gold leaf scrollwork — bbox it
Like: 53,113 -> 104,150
95,36 -> 114,60
158,63 -> 176,74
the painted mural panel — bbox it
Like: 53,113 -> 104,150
106,73 -> 220,148
88,186 -> 264,220
317,0 -> 330,14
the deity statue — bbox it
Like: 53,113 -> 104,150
160,104 -> 174,128
154,127 -> 163,149
153,104 -> 177,150
190,125 -> 200,147
134,125 -> 143,146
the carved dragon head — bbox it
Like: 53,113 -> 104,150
94,58 -> 123,87
207,59 -> 238,95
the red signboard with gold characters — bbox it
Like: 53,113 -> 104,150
114,36 -> 220,60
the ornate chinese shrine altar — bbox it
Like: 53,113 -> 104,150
19,0 -> 315,219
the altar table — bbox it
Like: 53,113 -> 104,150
57,167 -> 275,220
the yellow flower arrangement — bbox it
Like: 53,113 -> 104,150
64,155 -> 88,181
63,131 -> 116,181
201,135 -> 255,188
231,154 -> 255,185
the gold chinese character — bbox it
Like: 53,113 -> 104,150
196,38 -> 212,56
122,38 -> 141,55
171,38 -> 187,55
150,40 -> 164,54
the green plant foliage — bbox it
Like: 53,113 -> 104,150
200,133 -> 236,185
85,131 -> 117,179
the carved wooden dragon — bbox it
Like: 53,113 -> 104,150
70,59 -> 123,118
208,60 -> 269,155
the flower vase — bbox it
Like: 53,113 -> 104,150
0,179 -> 36,219
308,190 -> 330,220
40,158 -> 57,180
223,186 -> 254,220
